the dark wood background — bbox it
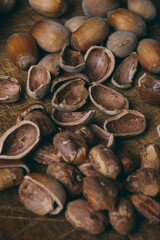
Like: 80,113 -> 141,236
0,0 -> 160,239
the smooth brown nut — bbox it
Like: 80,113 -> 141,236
89,84 -> 129,116
16,103 -> 55,137
6,33 -> 39,70
84,46 -> 115,84
104,109 -> 146,137
0,0 -> 15,13
107,31 -> 137,58
128,0 -> 157,21
78,162 -> 102,177
65,199 -> 108,235
107,8 -> 147,38
140,143 -> 160,170
0,75 -> 21,103
83,176 -> 118,211
0,120 -> 40,160
130,193 -> 160,224
111,52 -> 138,89
47,162 -> 83,196
138,73 -> 160,104
28,0 -> 67,17
137,39 -> 160,74
82,0 -> 120,17
109,198 -> 136,235
71,17 -> 109,52
29,20 -> 70,52
65,16 -> 88,33
19,172 -> 66,216
89,144 -> 121,179
53,131 -> 89,165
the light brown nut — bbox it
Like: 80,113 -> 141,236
47,162 -> 83,196
109,198 -> 136,235
104,109 -> 146,137
0,120 -> 40,160
65,16 -> 88,33
89,84 -> 129,116
19,173 -> 66,216
89,144 -> 121,179
0,75 -> 21,103
0,0 -> 15,13
65,199 -> 108,235
84,46 -> 115,84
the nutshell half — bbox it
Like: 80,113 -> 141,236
0,75 -> 21,103
89,84 -> 129,115
84,46 -> 115,84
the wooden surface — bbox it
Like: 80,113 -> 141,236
0,0 -> 160,239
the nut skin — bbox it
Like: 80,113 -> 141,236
89,144 -> 121,179
0,0 -> 15,13
28,0 -> 67,18
83,176 -> 118,211
47,162 -> 83,196
109,198 -> 136,235
65,199 -> 108,235
71,17 -> 109,52
6,33 -> 39,70
107,8 -> 147,38
137,39 -> 160,74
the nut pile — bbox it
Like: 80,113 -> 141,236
1,0 -> 160,237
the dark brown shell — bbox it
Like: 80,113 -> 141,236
89,84 -> 129,115
0,75 -> 21,103
104,109 -> 146,137
111,52 -> 138,89
84,46 -> 115,84
52,79 -> 88,111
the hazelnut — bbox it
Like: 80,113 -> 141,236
77,162 -> 102,177
0,0 -> 15,13
65,16 -> 88,33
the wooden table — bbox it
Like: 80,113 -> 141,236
0,0 -> 160,239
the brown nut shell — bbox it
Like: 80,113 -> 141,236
89,84 -> 129,116
65,16 -> 88,33
0,0 -> 15,13
65,199 -> 108,235
51,109 -> 95,126
6,33 -> 39,70
28,0 -> 67,17
84,46 -> 115,84
71,17 -> 109,52
16,103 -> 55,137
104,109 -> 146,137
137,39 -> 160,74
0,75 -> 21,103
19,172 -> 66,215
0,120 -> 40,160
109,198 -> 136,235
47,162 -> 83,196
52,79 -> 88,112
29,20 -> 70,52
111,52 -> 138,89
107,8 -> 147,38
77,162 -> 102,177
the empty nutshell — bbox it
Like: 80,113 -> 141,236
89,84 -> 129,116
138,73 -> 160,104
109,198 -> 136,235
29,20 -> 70,52
104,109 -> 146,137
84,46 -> 115,84
47,162 -> 83,196
26,65 -> 51,100
89,144 -> 121,179
19,172 -> 66,216
0,120 -> 40,160
65,16 -> 88,33
0,75 -> 21,103
65,199 -> 108,235
52,79 -> 88,112
16,103 -> 55,137
0,0 -> 15,13
6,33 -> 39,70
137,39 -> 160,74
53,130 -> 89,165
111,52 -> 138,89
83,176 -> 118,211
107,8 -> 147,38
106,31 -> 138,58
